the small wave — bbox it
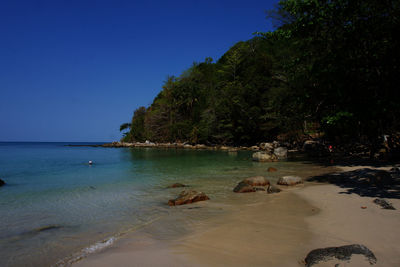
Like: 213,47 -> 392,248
54,236 -> 117,266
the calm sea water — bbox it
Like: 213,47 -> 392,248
0,142 -> 331,266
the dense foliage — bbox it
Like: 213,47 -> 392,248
121,0 -> 400,146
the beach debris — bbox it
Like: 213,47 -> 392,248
168,190 -> 209,206
267,185 -> 281,194
233,181 -> 256,193
267,167 -> 277,172
243,176 -> 270,186
88,160 -> 93,165
361,206 -> 367,209
373,198 -> 396,210
252,151 -> 278,162
304,244 -> 377,267
0,179 -> 5,187
277,176 -> 303,186
273,147 -> 288,159
167,183 -> 186,188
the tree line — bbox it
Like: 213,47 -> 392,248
120,0 -> 399,147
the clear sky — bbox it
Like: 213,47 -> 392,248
0,0 -> 278,142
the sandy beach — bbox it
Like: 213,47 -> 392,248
74,164 -> 400,267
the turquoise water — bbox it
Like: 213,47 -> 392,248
0,142 -> 331,266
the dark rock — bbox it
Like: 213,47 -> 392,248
0,179 -> 5,187
277,176 -> 303,186
267,185 -> 281,194
167,183 -> 186,188
233,181 -> 256,193
373,198 -> 396,210
168,190 -> 209,206
267,167 -> 277,172
34,225 -> 63,232
304,244 -> 377,267
243,176 -> 270,186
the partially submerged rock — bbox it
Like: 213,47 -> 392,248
304,244 -> 377,266
373,198 -> 396,210
267,185 -> 281,194
267,167 -> 277,172
277,176 -> 303,186
233,181 -> 256,193
0,179 -> 5,187
273,147 -> 288,159
252,152 -> 277,162
168,190 -> 209,206
243,176 -> 270,186
167,183 -> 186,188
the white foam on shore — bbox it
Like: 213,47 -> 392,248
54,235 -> 119,267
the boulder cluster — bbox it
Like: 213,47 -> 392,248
233,171 -> 303,194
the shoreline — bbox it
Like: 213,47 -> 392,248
72,163 -> 400,267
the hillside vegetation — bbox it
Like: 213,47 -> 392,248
120,0 -> 400,148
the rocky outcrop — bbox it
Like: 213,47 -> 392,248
168,190 -> 209,206
0,179 -> 5,187
277,176 -> 303,186
273,147 -> 288,159
233,182 -> 256,193
373,198 -> 395,210
304,244 -> 377,266
243,176 -> 270,186
252,152 -> 278,162
167,183 -> 186,188
267,167 -> 277,172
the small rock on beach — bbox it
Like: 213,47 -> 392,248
233,181 -> 256,193
168,190 -> 209,206
304,244 -> 377,266
243,176 -> 270,186
277,176 -> 303,186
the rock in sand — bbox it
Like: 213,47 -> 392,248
243,176 -> 270,186
304,244 -> 377,267
267,185 -> 281,194
277,176 -> 303,186
168,190 -> 209,206
233,181 -> 256,193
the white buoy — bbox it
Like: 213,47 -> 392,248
88,160 -> 93,165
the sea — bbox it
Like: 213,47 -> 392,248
0,142 -> 332,266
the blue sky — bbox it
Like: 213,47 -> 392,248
0,0 -> 278,142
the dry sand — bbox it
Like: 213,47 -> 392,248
74,165 -> 400,267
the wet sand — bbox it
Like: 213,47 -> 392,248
74,188 -> 316,267
74,165 -> 400,267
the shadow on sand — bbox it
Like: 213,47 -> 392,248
306,166 -> 400,199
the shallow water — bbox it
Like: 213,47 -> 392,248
0,142 -> 334,266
